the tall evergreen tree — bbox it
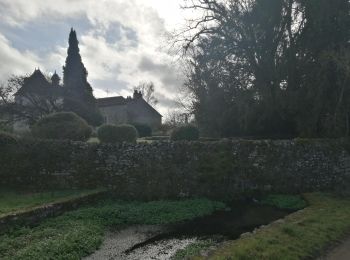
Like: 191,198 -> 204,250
63,28 -> 93,101
62,28 -> 102,126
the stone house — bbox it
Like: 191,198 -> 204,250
11,69 -> 162,132
97,90 -> 162,129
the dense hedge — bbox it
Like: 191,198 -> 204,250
171,125 -> 199,141
32,112 -> 92,141
98,124 -> 138,143
0,139 -> 349,200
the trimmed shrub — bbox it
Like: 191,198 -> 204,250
133,123 -> 152,137
171,125 -> 199,141
0,131 -> 17,146
32,112 -> 92,141
98,124 -> 138,143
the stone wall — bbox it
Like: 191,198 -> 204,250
0,191 -> 107,234
1,139 -> 349,200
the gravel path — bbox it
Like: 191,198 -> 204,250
319,237 -> 350,260
84,225 -> 197,260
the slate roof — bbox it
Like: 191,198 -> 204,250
127,98 -> 163,117
97,95 -> 162,117
15,69 -> 64,97
97,96 -> 127,107
15,69 -> 49,96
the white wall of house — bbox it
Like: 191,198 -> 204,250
99,104 -> 128,125
127,99 -> 162,129
98,98 -> 162,129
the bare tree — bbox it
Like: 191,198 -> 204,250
133,81 -> 159,106
0,75 -> 63,126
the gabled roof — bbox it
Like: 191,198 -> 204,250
97,95 -> 162,117
15,69 -> 50,96
97,96 -> 126,107
128,98 -> 163,117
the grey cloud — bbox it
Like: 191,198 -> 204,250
0,33 -> 40,80
156,92 -> 179,108
92,78 -> 129,95
104,23 -> 138,47
0,15 -> 92,54
138,56 -> 182,91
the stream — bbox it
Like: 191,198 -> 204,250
85,201 -> 289,260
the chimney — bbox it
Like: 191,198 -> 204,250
133,90 -> 142,99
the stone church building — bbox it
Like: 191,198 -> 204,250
97,90 -> 162,129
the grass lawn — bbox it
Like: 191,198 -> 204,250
192,193 -> 350,260
0,198 -> 225,260
0,190 -> 102,217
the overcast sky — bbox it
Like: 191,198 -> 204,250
0,0 -> 194,115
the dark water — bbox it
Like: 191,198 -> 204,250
126,201 -> 288,253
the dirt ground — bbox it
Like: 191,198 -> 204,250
319,237 -> 350,260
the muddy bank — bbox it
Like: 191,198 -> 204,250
86,202 -> 289,260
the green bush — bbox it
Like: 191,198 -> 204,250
98,124 -> 138,143
171,125 -> 199,141
31,112 -> 92,141
132,123 -> 152,137
0,131 -> 17,146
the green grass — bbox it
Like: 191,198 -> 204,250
260,194 -> 308,211
0,190 -> 102,217
193,193 -> 350,260
0,199 -> 225,260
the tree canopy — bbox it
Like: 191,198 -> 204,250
179,0 -> 350,138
